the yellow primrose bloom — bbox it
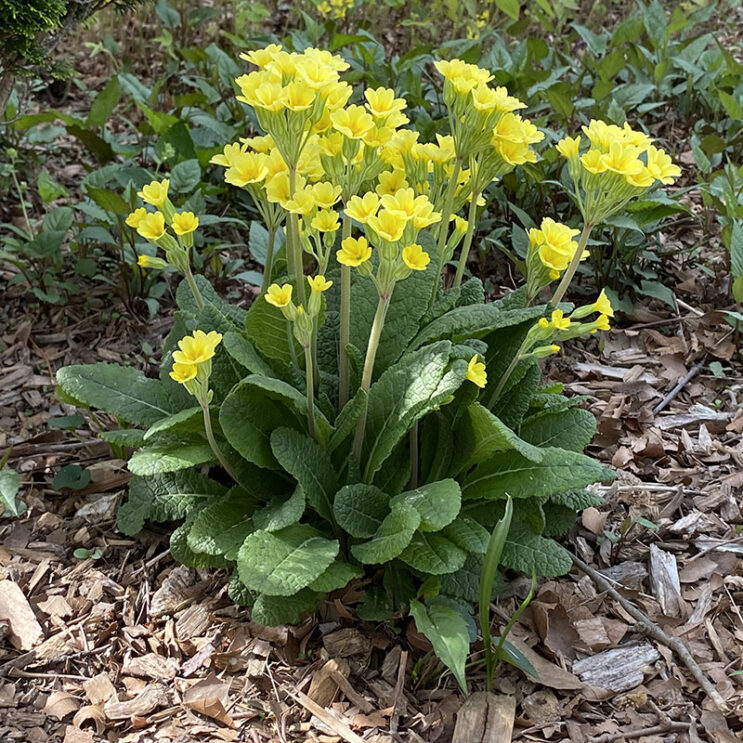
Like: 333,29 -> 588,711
453,215 -> 468,233
495,138 -> 537,166
210,142 -> 247,168
295,58 -> 337,89
284,188 -> 316,215
556,135 -> 581,159
600,141 -> 643,176
224,152 -> 269,187
646,145 -> 681,185
263,148 -> 290,177
581,120 -> 618,151
402,243 -> 431,271
538,317 -> 550,329
240,44 -> 284,68
322,81 -> 354,111
265,50 -> 298,78
471,84 -> 500,112
550,309 -> 571,330
308,275 -> 333,293
492,86 -> 527,113
363,125 -> 395,148
331,105 -> 375,139
367,209 -> 406,243
376,168 -> 409,196
126,208 -> 149,229
625,168 -> 655,188
282,82 -> 315,112
247,82 -> 285,112
345,192 -> 380,223
311,209 -> 341,232
265,283 -> 293,308
171,211 -> 199,236
364,87 -> 406,118
173,330 -> 223,366
337,236 -> 372,267
530,217 -> 581,273
595,289 -> 614,317
581,149 -> 607,174
311,181 -> 342,209
317,131 -> 345,157
169,362 -> 198,385
138,179 -> 170,208
241,133 -> 275,153
304,47 -> 349,73
137,254 -> 166,269
466,355 -> 487,388
136,211 -> 166,242
621,122 -> 653,150
595,314 -> 611,331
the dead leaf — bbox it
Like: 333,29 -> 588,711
44,691 -> 81,720
183,673 -> 234,727
0,580 -> 43,650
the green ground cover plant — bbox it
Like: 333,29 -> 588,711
55,44 -> 683,689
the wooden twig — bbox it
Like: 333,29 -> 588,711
389,649 -> 408,734
571,554 -> 729,713
652,359 -> 705,415
590,721 -> 690,742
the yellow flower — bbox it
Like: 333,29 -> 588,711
530,217 -> 581,273
471,84 -> 499,112
295,58 -> 337,89
580,149 -> 607,174
550,309 -> 571,330
345,192 -> 380,224
453,215 -> 468,233
311,181 -> 342,209
284,188 -> 316,215
495,138 -> 537,166
625,168 -> 655,188
138,179 -> 170,208
367,209 -> 406,242
595,289 -> 614,317
282,82 -> 315,112
595,314 -> 611,331
600,141 -> 643,176
240,44 -> 284,68
434,59 -> 493,93
307,275 -> 333,293
169,362 -> 198,385
173,330 -> 223,365
265,283 -> 293,308
337,236 -> 372,267
364,87 -> 406,119
376,169 -> 409,196
402,243 -> 430,271
248,82 -> 285,112
646,145 -> 681,185
224,152 -> 269,187
172,211 -> 199,236
210,142 -> 247,168
492,86 -> 527,113
136,211 -> 166,242
137,254 -> 166,269
466,355 -> 487,388
556,135 -> 581,159
538,317 -> 550,329
311,209 -> 340,232
322,81 -> 353,110
331,105 -> 375,139
126,208 -> 149,229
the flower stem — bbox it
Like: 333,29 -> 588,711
338,213 -> 352,408
261,224 -> 276,294
429,158 -> 462,307
409,423 -> 419,489
288,167 -> 306,307
551,222 -> 594,307
452,188 -> 480,289
201,402 -> 239,483
352,292 -> 391,466
304,343 -> 316,440
485,352 -> 521,409
185,265 -> 205,309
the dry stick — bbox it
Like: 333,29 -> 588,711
590,721 -> 691,743
390,649 -> 408,735
571,553 -> 729,714
652,358 -> 705,415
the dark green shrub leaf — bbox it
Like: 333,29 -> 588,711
390,479 -> 461,532
351,502 -> 420,564
399,533 -> 466,575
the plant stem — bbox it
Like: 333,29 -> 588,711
201,402 -> 239,483
452,188 -> 480,289
304,343 -> 316,439
352,292 -> 391,465
338,213 -> 352,408
261,224 -> 276,294
493,571 -> 537,678
10,166 -> 33,237
486,352 -> 520,409
551,222 -> 593,306
409,423 -> 419,489
184,265 -> 205,309
288,166 -> 306,307
429,158 -> 462,307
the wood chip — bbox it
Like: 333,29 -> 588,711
82,673 -> 116,705
572,642 -> 660,692
44,691 -> 81,720
0,580 -> 43,650
122,653 -> 179,681
183,673 -> 234,727
452,692 -> 515,742
104,684 -> 169,721
322,628 -> 368,658
649,543 -> 684,618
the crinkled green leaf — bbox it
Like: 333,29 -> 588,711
237,525 -> 339,596
144,406 -> 202,440
171,517 -> 230,569
223,331 -> 274,376
309,561 -> 363,593
351,502 -> 420,564
399,533 -> 466,575
334,483 -> 390,538
0,469 -> 25,518
246,294 -> 299,365
187,488 -> 255,559
502,522 -> 573,577
251,589 -> 319,626
128,444 -> 214,476
442,515 -> 490,554
520,407 -> 597,452
253,485 -> 306,532
390,479 -> 461,532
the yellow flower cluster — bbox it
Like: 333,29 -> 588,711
125,179 -> 201,273
556,120 -> 681,224
265,275 -> 333,346
316,0 -> 354,19
528,218 -> 586,280
169,330 -> 223,395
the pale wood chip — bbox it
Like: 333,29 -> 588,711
82,673 -> 116,705
452,692 -> 515,743
104,684 -> 169,721
572,642 -> 660,692
123,653 -> 179,681
0,580 -> 43,650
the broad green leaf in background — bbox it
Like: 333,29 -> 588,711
187,489 -> 255,559
351,501 -> 421,564
390,479 -> 461,532
0,469 -> 25,518
399,533 -> 467,575
519,407 -> 597,452
333,483 -> 390,538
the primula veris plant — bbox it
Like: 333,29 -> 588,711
57,46 -> 680,690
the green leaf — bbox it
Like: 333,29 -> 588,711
462,447 -> 613,500
351,502 -> 421,564
309,561 -> 363,592
495,0 -> 520,20
329,388 -> 367,452
409,600 -> 470,693
253,486 -> 306,532
53,465 -> 91,491
399,533 -> 466,575
717,90 -> 743,121
502,522 -> 572,577
520,408 -> 597,452
251,589 -> 319,625
222,331 -> 274,376
87,76 -> 121,128
334,483 -> 390,538
187,488 -> 255,559
442,515 -> 490,554
455,403 -> 544,474
171,516 -> 230,569
391,479 -> 461,532
128,444 -> 214,476
37,169 -> 68,202
730,220 -> 743,278
237,525 -> 339,596
0,469 -> 25,518
144,406 -> 201,440
412,305 -> 546,349
549,489 -> 604,510
362,341 -> 467,481
440,554 -> 485,603
169,159 -> 201,193
118,470 -> 227,535
246,297 -> 299,366
270,428 -> 339,521
57,363 -> 179,427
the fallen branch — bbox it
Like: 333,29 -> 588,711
652,359 -> 705,415
590,721 -> 690,742
571,554 -> 729,713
